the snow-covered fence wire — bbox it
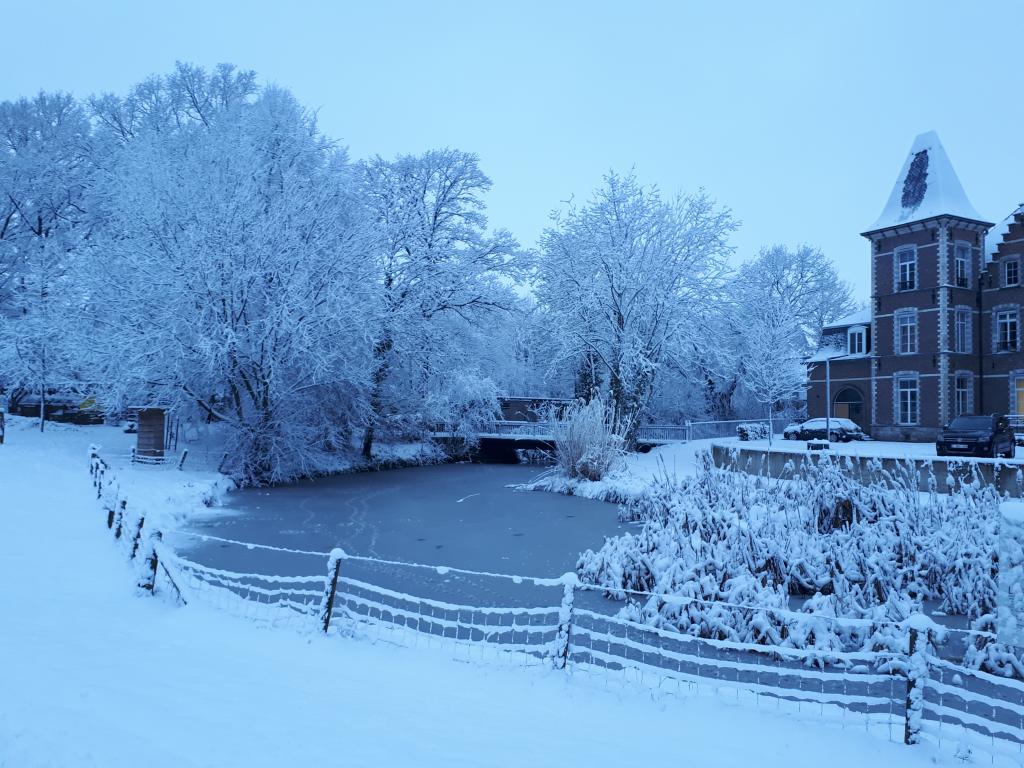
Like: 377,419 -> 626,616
85,447 -> 1024,764
143,530 -> 1024,763
686,417 -> 789,442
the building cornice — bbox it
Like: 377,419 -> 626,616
860,214 -> 993,241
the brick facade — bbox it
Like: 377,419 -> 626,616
806,132 -> 1024,441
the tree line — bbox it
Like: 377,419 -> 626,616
0,62 -> 854,483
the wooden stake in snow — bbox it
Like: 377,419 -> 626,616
320,549 -> 345,634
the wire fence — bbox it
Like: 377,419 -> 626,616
434,419 -> 790,445
88,446 -> 1024,766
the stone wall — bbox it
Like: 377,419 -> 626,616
710,442 -> 1024,497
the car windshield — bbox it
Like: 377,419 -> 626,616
948,416 -> 992,431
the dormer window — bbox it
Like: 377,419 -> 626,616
954,242 -> 971,288
896,246 -> 917,291
847,325 -> 866,355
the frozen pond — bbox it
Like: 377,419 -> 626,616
173,462 -> 633,607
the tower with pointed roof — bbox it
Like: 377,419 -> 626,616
806,133 -> 1024,441
860,131 -> 993,440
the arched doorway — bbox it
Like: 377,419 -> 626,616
833,387 -> 864,428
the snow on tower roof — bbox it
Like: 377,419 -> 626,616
866,131 -> 986,233
985,204 -> 1024,262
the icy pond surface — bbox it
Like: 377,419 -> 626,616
174,463 -> 631,607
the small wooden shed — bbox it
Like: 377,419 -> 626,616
136,408 -> 166,458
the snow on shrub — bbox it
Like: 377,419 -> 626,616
578,451 -> 1005,666
735,422 -> 770,441
548,398 -> 624,482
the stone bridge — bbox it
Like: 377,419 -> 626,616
431,421 -> 690,462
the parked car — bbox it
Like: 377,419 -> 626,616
8,393 -> 104,425
936,414 -> 1016,459
785,417 -> 866,442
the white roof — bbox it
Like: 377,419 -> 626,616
822,308 -> 871,330
867,131 -> 985,232
984,204 -> 1024,262
806,346 -> 851,363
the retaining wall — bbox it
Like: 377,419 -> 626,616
711,443 -> 1024,498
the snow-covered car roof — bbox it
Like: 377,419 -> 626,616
801,418 -> 860,430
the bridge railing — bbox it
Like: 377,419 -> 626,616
634,424 -> 690,443
434,418 -> 791,444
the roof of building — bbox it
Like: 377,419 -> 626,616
822,308 -> 871,330
806,345 -> 856,363
984,204 -> 1024,262
866,131 -> 987,233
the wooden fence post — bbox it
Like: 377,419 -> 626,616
553,573 -> 578,669
904,624 -> 930,745
113,500 -> 127,540
320,549 -> 345,634
130,515 -> 146,559
177,450 -> 189,470
138,531 -> 161,593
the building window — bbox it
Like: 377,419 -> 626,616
896,247 -> 917,291
896,376 -> 919,425
994,307 -> 1019,353
848,326 -> 866,355
954,373 -> 973,417
1005,258 -> 1020,288
954,242 -> 971,288
895,309 -> 918,355
954,306 -> 971,353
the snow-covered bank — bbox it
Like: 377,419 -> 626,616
515,439 -> 714,502
0,418 -> 966,766
519,432 -> 1024,504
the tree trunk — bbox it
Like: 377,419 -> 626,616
38,377 -> 45,433
362,335 -> 393,460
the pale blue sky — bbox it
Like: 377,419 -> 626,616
4,1 -> 1022,301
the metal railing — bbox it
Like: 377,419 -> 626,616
431,419 -> 794,445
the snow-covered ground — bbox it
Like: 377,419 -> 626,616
517,439 -> 711,501
0,420 -> 963,767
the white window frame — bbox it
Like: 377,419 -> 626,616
1005,257 -> 1020,288
993,305 -> 1020,353
894,374 -> 919,426
847,325 -> 866,355
953,241 -> 972,288
954,306 -> 972,354
954,372 -> 973,417
895,246 -> 918,291
894,309 -> 918,355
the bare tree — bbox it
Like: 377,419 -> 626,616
357,149 -> 519,458
737,291 -> 807,445
0,92 -> 91,430
537,171 -> 736,447
736,244 -> 855,346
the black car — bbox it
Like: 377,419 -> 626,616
936,414 -> 1016,459
784,417 -> 866,442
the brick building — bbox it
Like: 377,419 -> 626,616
807,131 -> 1024,441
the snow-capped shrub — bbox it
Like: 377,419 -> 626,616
962,614 -> 1024,679
578,451 -> 1003,661
423,372 -> 501,447
736,422 -> 770,441
548,399 -> 624,481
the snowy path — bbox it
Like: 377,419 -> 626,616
0,425 -> 960,767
